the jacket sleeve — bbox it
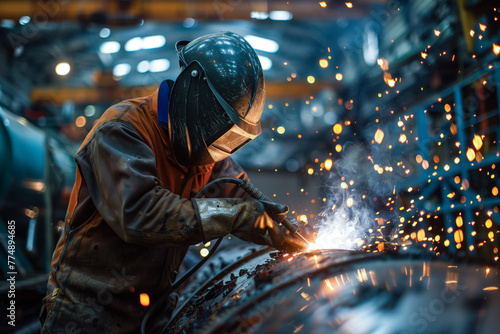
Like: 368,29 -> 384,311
208,157 -> 250,199
75,121 -> 204,247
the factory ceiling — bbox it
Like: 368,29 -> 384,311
1,0 -> 384,89
0,0 -> 467,171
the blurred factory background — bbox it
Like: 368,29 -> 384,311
0,0 -> 499,333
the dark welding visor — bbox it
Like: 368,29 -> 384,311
168,60 -> 260,166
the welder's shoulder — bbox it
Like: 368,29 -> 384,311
94,97 -> 152,135
104,96 -> 150,122
77,97 -> 151,151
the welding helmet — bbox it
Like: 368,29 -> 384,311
167,31 -> 265,167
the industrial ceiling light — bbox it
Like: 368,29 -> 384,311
1,20 -> 14,28
258,55 -> 272,71
269,10 -> 293,21
113,63 -> 131,77
99,41 -> 121,54
124,35 -> 166,52
19,16 -> 30,25
183,18 -> 197,28
142,35 -> 166,49
137,60 -> 149,73
124,37 -> 142,52
55,62 -> 70,76
244,35 -> 279,53
149,59 -> 170,72
250,11 -> 269,20
84,105 -> 96,117
99,28 -> 111,38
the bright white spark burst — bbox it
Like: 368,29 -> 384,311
308,203 -> 375,250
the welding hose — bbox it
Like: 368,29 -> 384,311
143,177 -> 286,334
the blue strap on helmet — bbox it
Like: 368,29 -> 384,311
157,80 -> 170,127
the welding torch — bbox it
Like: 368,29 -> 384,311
235,179 -> 312,246
196,177 -> 312,245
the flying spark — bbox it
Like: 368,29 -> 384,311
466,148 -> 476,161
493,43 -> 500,55
374,129 -> 384,144
473,134 -> 483,150
377,58 -> 389,71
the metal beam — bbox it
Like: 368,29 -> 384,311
0,0 -> 373,22
30,80 -> 337,105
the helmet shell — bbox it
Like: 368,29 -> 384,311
168,32 -> 265,167
177,31 -> 265,134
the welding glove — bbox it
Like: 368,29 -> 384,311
192,198 -> 309,252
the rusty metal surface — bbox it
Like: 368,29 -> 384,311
166,249 -> 500,334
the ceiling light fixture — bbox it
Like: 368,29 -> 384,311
113,63 -> 131,77
55,62 -> 70,76
183,18 -> 197,28
19,16 -> 30,25
149,59 -> 170,72
124,37 -> 143,52
99,28 -> 111,38
99,41 -> 121,54
137,60 -> 150,73
258,55 -> 272,71
269,10 -> 293,21
250,11 -> 269,20
244,35 -> 279,53
142,35 -> 166,50
125,35 -> 166,52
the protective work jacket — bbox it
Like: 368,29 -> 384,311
40,82 -> 248,333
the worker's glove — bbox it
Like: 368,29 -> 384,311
192,198 -> 308,252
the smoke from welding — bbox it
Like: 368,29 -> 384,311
310,143 -> 399,250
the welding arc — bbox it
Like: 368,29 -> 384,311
141,177 -> 308,334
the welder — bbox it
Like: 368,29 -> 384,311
40,31 -> 312,333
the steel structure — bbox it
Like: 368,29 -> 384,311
367,64 -> 500,257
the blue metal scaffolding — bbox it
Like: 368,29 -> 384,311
371,63 -> 500,258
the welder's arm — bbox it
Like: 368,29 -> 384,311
192,198 -> 309,252
76,121 -> 203,247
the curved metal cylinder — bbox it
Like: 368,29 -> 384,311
0,106 -> 46,207
166,248 -> 500,334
